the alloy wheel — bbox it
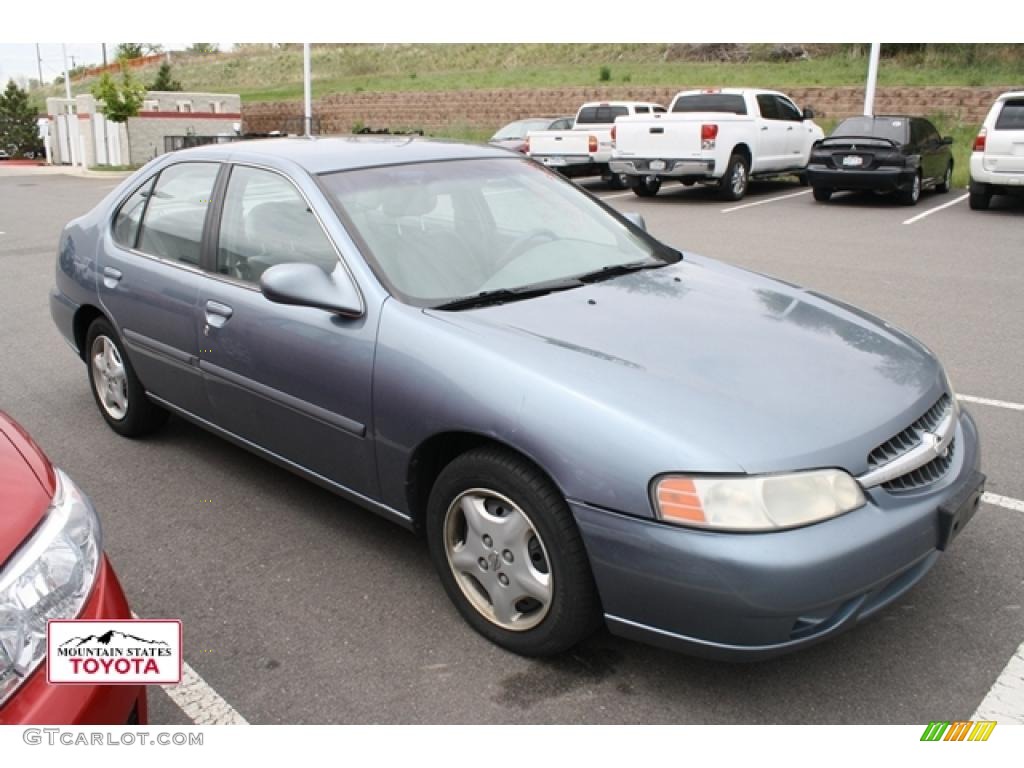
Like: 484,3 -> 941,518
91,335 -> 129,420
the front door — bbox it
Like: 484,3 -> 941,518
754,94 -> 788,171
195,163 -> 379,498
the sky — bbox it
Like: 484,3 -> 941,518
0,44 -> 234,86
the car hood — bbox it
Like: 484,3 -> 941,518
0,414 -> 55,563
427,256 -> 944,476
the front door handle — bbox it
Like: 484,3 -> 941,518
102,266 -> 122,288
204,300 -> 233,329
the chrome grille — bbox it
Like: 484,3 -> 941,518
868,394 -> 955,493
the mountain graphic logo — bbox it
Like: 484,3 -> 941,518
59,629 -> 170,648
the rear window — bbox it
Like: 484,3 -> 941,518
672,94 -> 747,115
576,106 -> 629,124
831,117 -> 908,144
995,100 -> 1024,130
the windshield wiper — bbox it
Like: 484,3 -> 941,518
577,260 -> 666,283
433,278 -> 584,311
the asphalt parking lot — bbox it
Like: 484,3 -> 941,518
1,166 -> 1021,725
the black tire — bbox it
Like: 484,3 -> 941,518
898,172 -> 922,206
969,183 -> 991,211
812,186 -> 833,202
631,176 -> 661,197
426,447 -> 601,657
719,153 -> 749,201
85,317 -> 168,437
606,172 -> 630,190
936,162 -> 953,194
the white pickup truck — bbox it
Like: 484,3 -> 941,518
609,89 -> 823,199
528,101 -> 665,188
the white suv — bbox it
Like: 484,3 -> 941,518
969,91 -> 1024,210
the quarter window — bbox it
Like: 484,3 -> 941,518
112,177 -> 155,249
216,166 -> 338,283
136,163 -> 219,266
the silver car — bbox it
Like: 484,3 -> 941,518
50,137 -> 984,658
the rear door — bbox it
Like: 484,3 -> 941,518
194,163 -> 379,498
754,94 -> 787,170
98,161 -> 220,416
985,98 -> 1024,173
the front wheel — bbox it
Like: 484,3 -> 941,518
719,153 -> 749,201
426,447 -> 601,656
936,162 -> 953,194
631,176 -> 661,197
86,318 -> 168,437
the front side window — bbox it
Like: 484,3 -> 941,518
322,158 -> 677,306
756,95 -> 779,120
112,177 -> 155,249
775,97 -> 803,122
136,163 -> 219,265
217,165 -> 338,283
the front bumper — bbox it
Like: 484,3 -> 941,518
610,158 -> 716,179
806,165 -> 915,192
0,557 -> 148,724
572,409 -> 982,661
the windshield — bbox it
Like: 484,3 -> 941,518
491,120 -> 551,141
321,157 -> 676,307
831,117 -> 908,144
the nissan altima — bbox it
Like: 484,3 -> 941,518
50,137 -> 984,659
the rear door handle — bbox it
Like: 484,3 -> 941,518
204,300 -> 233,329
102,266 -> 122,288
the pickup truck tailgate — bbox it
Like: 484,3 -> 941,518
615,113 -> 749,158
529,131 -> 592,157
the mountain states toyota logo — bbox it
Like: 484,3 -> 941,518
47,620 -> 182,684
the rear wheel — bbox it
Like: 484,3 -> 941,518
426,447 -> 601,656
936,162 -> 953,194
86,318 -> 168,437
719,153 -> 749,201
969,183 -> 991,210
812,186 -> 833,202
632,176 -> 661,197
898,172 -> 922,206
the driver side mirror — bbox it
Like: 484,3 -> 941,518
260,262 -> 363,317
941,136 -> 954,146
802,107 -> 816,120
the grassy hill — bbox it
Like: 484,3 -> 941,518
39,43 -> 1024,105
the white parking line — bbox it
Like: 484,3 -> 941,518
958,394 -> 1024,412
597,191 -> 638,201
982,493 -> 1024,514
720,189 -> 811,213
972,640 -> 1024,724
902,192 -> 969,225
161,662 -> 250,724
132,611 -> 248,724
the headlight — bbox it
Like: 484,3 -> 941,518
653,469 -> 866,531
0,469 -> 102,706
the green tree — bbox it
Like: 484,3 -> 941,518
0,79 -> 40,157
92,69 -> 146,164
187,43 -> 220,54
150,61 -> 182,92
115,43 -> 145,60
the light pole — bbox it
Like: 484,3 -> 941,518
303,43 -> 313,137
864,43 -> 881,117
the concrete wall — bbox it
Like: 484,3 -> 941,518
242,85 -> 1015,135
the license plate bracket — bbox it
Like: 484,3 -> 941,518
936,470 -> 985,551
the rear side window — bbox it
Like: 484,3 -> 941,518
112,177 -> 155,249
672,94 -> 747,115
576,106 -> 629,124
995,100 -> 1024,130
137,163 -> 220,266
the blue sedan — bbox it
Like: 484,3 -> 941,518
50,137 -> 984,658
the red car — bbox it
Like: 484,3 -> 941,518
0,412 -> 146,724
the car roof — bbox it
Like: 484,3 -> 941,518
173,135 -> 514,174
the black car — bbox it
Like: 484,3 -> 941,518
807,115 -> 954,205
